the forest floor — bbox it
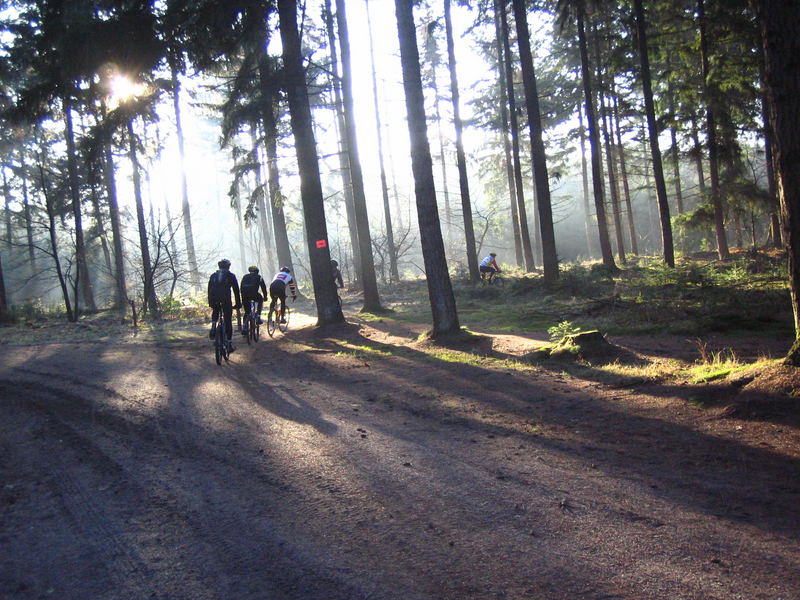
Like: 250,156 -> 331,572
1,276 -> 799,599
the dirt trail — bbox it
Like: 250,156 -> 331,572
1,312 -> 799,600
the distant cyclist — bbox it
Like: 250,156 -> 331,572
269,266 -> 297,323
479,252 -> 501,282
240,265 -> 268,334
208,259 -> 241,352
331,260 -> 344,291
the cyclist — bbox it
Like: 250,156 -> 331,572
269,266 -> 297,324
331,259 -> 344,290
208,259 -> 241,352
479,252 -> 501,282
240,265 -> 268,334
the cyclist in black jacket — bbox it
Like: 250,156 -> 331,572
240,265 -> 268,333
208,259 -> 241,351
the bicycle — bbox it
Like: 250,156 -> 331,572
267,297 -> 292,337
480,271 -> 504,288
212,302 -> 230,365
243,300 -> 260,345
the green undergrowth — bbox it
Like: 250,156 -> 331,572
447,251 -> 792,337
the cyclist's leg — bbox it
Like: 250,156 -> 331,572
211,305 -> 221,338
256,294 -> 264,323
223,304 -> 234,345
242,297 -> 252,332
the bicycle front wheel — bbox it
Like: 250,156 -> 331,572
492,275 -> 505,288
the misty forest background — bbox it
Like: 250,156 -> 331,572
0,0 -> 798,357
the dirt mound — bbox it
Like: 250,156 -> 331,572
722,363 -> 800,423
525,330 -> 643,365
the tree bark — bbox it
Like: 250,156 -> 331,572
39,162 -> 74,322
499,0 -> 535,271
335,0 -> 383,312
251,128 -> 276,275
512,0 -> 558,282
366,0 -> 400,282
493,0 -> 523,266
698,0 -> 730,260
257,52 -> 295,275
395,0 -> 460,337
278,0 -> 344,326
576,6 -> 617,271
611,88 -> 639,257
577,100 -> 595,259
64,98 -> 96,312
323,0 -> 362,286
633,0 -> 673,266
0,254 -> 6,320
759,0 -> 800,365
444,0 -> 479,282
101,137 -> 128,310
127,119 -> 159,316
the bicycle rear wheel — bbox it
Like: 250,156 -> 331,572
267,307 -> 276,337
245,314 -> 253,345
279,306 -> 290,333
214,320 -> 225,365
253,318 -> 260,342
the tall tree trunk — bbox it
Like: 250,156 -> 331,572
499,0 -> 535,271
19,151 -> 36,273
323,0 -> 362,285
444,0 -> 479,282
335,0 -> 383,312
634,0 -> 674,266
2,167 -> 11,251
577,100 -> 594,258
512,0 -> 558,282
756,34 -> 782,249
278,0 -> 344,325
759,0 -> 800,364
366,0 -> 400,282
127,119 -> 159,316
689,116 -> 707,203
89,179 -> 113,277
432,88 -> 453,253
170,66 -> 201,290
493,0 -> 523,265
251,128 -> 276,275
395,0 -> 460,337
102,138 -> 128,310
39,162 -> 75,322
669,125 -> 684,214
596,54 -> 626,264
698,0 -> 730,260
577,6 -> 616,271
611,90 -> 639,256
257,53 -> 295,275
0,254 -> 6,320
63,99 -> 96,312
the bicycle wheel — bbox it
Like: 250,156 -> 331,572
253,317 -> 260,342
279,306 -> 290,333
492,275 -> 505,288
266,307 -> 276,337
214,320 -> 225,365
245,314 -> 253,345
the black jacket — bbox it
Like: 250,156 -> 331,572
240,272 -> 268,299
208,269 -> 241,307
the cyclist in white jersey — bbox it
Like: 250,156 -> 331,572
269,267 -> 297,323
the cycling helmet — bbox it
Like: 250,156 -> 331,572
248,265 -> 259,273
489,252 -> 496,257
280,266 -> 291,273
218,258 -> 231,269
331,260 -> 338,267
